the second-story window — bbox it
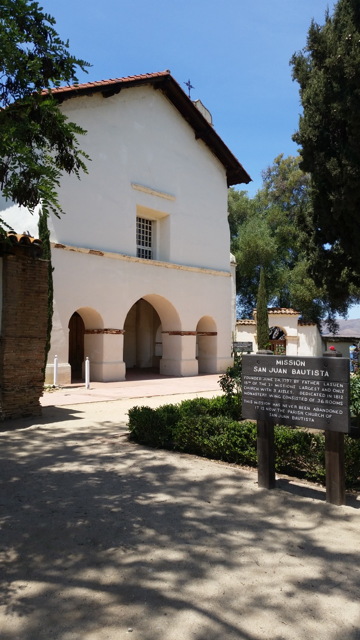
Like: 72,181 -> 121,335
136,217 -> 153,259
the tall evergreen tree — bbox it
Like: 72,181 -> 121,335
291,0 -> 360,311
256,268 -> 270,351
38,208 -> 53,374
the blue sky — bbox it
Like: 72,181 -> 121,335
40,0 -> 360,318
41,0 -> 333,194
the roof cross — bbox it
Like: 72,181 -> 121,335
184,79 -> 194,98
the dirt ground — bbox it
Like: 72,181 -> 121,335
0,396 -> 360,640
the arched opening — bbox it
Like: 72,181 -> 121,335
68,312 -> 85,381
269,326 -> 287,355
122,295 -> 183,377
68,307 -> 104,382
196,316 -> 217,373
123,299 -> 162,373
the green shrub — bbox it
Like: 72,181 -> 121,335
274,426 -> 326,484
207,419 -> 257,465
173,414 -> 224,456
350,373 -> 360,420
218,354 -> 242,418
128,404 -> 180,448
127,397 -> 360,490
178,395 -> 239,420
173,415 -> 257,465
344,436 -> 360,488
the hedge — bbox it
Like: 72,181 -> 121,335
128,396 -> 360,489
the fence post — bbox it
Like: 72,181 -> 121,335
85,357 -> 90,389
53,355 -> 58,387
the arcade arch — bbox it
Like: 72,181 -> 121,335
123,299 -> 162,371
269,325 -> 287,354
68,307 -> 104,381
123,295 -> 182,374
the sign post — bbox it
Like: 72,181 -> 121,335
325,431 -> 345,505
233,341 -> 253,354
323,349 -> 345,505
242,351 -> 350,505
257,420 -> 275,489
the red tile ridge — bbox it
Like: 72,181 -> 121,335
267,307 -> 300,315
6,231 -> 42,246
44,70 -> 171,95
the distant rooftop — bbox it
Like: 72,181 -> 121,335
321,318 -> 360,339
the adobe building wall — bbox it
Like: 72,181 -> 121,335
0,250 -> 48,420
236,310 -> 323,357
298,323 -> 324,356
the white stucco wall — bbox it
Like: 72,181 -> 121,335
43,87 -> 230,272
236,314 -> 324,357
298,324 -> 323,356
235,324 -> 257,351
0,87 -> 230,270
230,254 -> 237,339
1,83 -> 237,383
47,244 -> 234,382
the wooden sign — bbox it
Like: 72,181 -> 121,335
242,354 -> 350,433
233,341 -> 253,353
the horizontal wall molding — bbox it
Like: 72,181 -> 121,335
131,182 -> 176,201
197,332 -> 217,336
51,243 -> 230,278
162,331 -> 218,336
85,328 -> 124,335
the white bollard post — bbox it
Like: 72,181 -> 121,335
85,357 -> 90,389
53,355 -> 58,387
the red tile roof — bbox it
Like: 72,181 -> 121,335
267,308 -> 301,315
46,70 -> 251,187
47,70 -> 172,97
7,231 -> 41,245
0,232 -> 43,257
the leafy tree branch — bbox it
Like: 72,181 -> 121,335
0,0 -> 90,222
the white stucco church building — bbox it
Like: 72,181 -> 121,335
2,71 -> 250,383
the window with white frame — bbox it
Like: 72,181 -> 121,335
136,217 -> 153,259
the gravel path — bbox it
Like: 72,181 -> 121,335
0,398 -> 359,640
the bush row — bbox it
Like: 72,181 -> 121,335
127,396 -> 360,489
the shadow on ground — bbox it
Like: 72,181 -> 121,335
0,417 -> 359,640
0,406 -> 85,432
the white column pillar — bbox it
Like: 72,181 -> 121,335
84,331 -> 126,381
160,332 -> 198,376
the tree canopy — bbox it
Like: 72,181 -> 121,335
229,154 -> 346,327
0,0 -> 90,224
291,0 -> 360,311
